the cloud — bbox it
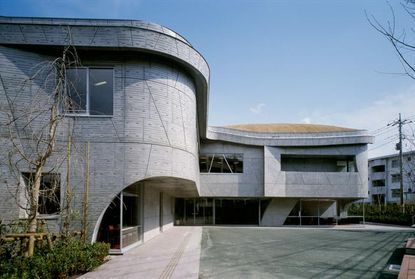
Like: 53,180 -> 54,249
299,86 -> 415,158
302,117 -> 311,124
249,103 -> 265,114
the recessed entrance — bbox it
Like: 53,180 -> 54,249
175,198 -> 262,226
97,183 -> 142,252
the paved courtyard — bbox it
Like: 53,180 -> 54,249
199,226 -> 414,278
82,225 -> 414,279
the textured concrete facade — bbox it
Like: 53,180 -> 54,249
0,16 -> 208,247
199,141 -> 264,197
0,16 -> 374,249
200,128 -> 372,225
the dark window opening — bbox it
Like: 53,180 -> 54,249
371,165 -> 385,173
22,172 -> 60,215
372,180 -> 385,187
281,155 -> 357,172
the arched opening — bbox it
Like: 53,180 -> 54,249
96,182 -> 142,253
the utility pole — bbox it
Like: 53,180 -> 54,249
388,113 -> 413,207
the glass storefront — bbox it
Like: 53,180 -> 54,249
175,198 -> 214,225
175,198 -> 264,226
284,199 -> 336,226
175,198 -> 336,226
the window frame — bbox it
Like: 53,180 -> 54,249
199,153 -> 244,174
64,66 -> 114,117
22,172 -> 61,217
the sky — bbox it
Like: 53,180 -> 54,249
1,0 -> 415,158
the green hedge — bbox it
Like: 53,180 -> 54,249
0,238 -> 109,279
348,203 -> 415,226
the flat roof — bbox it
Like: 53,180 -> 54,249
224,123 -> 358,133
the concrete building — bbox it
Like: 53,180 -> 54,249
368,151 -> 415,205
0,16 -> 373,253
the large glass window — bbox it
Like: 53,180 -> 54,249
22,173 -> 60,215
199,154 -> 243,173
281,155 -> 357,172
66,68 -> 113,115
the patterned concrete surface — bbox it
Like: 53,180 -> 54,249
81,226 -> 201,279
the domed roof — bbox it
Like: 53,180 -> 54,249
223,123 -> 357,133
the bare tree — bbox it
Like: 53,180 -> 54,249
367,1 -> 415,204
1,45 -> 81,235
367,1 -> 415,79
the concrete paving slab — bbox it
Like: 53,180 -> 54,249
199,226 -> 415,278
80,226 -> 201,279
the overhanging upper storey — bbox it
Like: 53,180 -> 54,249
207,123 -> 374,146
0,16 -> 210,137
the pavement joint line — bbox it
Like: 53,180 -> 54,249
159,230 -> 192,279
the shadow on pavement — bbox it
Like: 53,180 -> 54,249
378,247 -> 405,279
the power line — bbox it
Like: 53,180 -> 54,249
368,138 -> 397,151
387,113 -> 413,205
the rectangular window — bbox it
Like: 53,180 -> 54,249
372,180 -> 385,187
22,173 -> 60,215
281,155 -> 356,173
391,189 -> 401,198
199,154 -> 243,173
392,174 -> 401,183
391,159 -> 399,168
65,68 -> 113,115
371,165 -> 385,173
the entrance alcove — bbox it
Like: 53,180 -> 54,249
96,183 -> 142,253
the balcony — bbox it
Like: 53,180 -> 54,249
371,186 -> 386,195
265,171 -> 365,198
371,172 -> 386,180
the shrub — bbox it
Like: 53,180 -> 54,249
348,203 -> 415,226
0,238 -> 109,279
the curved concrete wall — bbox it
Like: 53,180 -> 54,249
0,16 -> 210,138
0,17 -> 209,237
